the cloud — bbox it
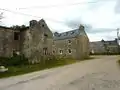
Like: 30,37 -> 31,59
88,30 -> 117,41
115,0 -> 120,13
64,19 -> 83,29
0,0 -> 119,41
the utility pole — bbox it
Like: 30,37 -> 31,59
117,28 -> 120,54
117,28 -> 120,45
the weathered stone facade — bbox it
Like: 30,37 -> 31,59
90,39 -> 120,54
0,26 -> 20,57
53,25 -> 89,60
0,19 -> 89,62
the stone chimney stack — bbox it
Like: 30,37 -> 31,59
79,24 -> 85,31
29,20 -> 38,28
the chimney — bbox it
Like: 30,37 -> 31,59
29,20 -> 37,28
79,24 -> 85,31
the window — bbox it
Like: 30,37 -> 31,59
68,49 -> 72,54
53,50 -> 55,54
71,31 -> 74,34
68,40 -> 71,43
42,24 -> 44,27
14,32 -> 20,40
13,50 -> 19,56
44,34 -> 48,37
59,50 -> 63,54
43,48 -> 48,55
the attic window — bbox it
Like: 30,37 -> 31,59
71,31 -> 74,34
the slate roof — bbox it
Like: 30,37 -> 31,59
53,29 -> 86,40
104,40 -> 118,45
91,40 -> 118,46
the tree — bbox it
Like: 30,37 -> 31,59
11,25 -> 28,31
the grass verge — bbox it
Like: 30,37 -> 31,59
117,59 -> 120,65
0,56 -> 94,78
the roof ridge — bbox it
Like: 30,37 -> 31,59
58,28 -> 79,34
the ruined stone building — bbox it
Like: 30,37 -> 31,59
0,26 -> 20,57
0,19 -> 89,63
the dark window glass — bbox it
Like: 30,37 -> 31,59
68,49 -> 72,53
59,50 -> 63,54
68,40 -> 71,43
44,34 -> 48,37
53,50 -> 55,53
42,24 -> 44,27
14,32 -> 20,40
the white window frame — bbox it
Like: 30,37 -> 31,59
59,49 -> 63,54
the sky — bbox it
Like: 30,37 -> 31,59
0,0 -> 120,41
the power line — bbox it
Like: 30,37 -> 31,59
0,0 -> 114,23
0,0 -> 116,25
18,0 -> 113,10
0,8 -> 65,24
18,1 -> 98,10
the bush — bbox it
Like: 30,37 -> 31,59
90,52 -> 120,55
0,55 -> 28,66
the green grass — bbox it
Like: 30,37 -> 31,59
0,57 -> 94,78
117,59 -> 120,65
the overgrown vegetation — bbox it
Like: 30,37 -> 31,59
90,52 -> 120,55
10,25 -> 29,31
117,59 -> 120,65
0,55 -> 93,78
0,55 -> 28,66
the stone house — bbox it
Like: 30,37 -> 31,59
0,19 -> 89,63
20,19 -> 53,63
90,39 -> 119,54
89,41 -> 105,54
0,26 -> 20,57
53,25 -> 89,60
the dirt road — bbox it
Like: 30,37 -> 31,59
0,55 -> 120,90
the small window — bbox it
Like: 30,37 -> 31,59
14,32 -> 20,40
59,50 -> 63,54
44,34 -> 48,37
71,31 -> 74,34
43,48 -> 48,55
13,50 -> 19,56
68,40 -> 71,43
53,50 -> 55,54
42,24 -> 44,27
68,49 -> 72,54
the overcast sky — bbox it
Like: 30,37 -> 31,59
0,0 -> 120,41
